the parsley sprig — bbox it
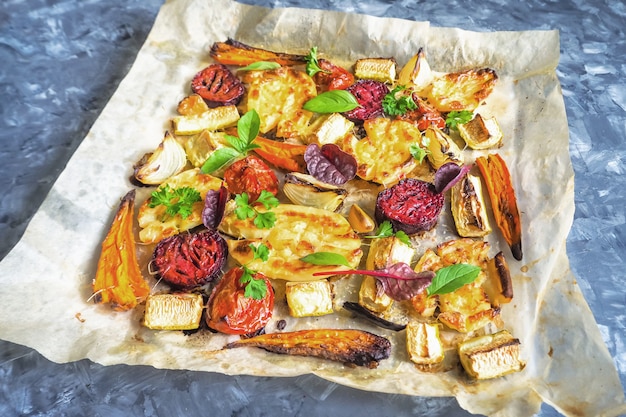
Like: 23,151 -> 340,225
382,85 -> 417,116
234,190 -> 280,229
365,220 -> 412,247
148,184 -> 201,219
201,109 -> 261,174
445,110 -> 473,129
409,142 -> 430,164
240,242 -> 270,299
304,46 -> 328,77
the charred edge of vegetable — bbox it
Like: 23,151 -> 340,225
343,302 -> 406,331
493,251 -> 513,300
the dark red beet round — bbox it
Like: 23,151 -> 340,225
191,64 -> 245,107
375,178 -> 444,235
152,229 -> 228,289
342,79 -> 388,122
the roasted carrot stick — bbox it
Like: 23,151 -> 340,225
475,153 -> 523,260
225,328 -> 391,368
210,38 -> 307,66
92,190 -> 150,310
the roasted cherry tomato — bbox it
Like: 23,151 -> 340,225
397,95 -> 446,131
206,267 -> 274,335
314,59 -> 355,91
223,154 -> 279,202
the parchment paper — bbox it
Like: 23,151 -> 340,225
0,0 -> 624,416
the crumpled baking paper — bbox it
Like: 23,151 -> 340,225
0,0 -> 624,416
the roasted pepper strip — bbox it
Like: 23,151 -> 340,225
210,38 -> 307,66
225,328 -> 391,368
92,190 -> 150,310
475,153 -> 523,260
252,136 -> 307,172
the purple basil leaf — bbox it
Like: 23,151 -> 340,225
434,162 -> 472,194
304,143 -> 357,186
202,184 -> 229,229
374,262 -> 435,301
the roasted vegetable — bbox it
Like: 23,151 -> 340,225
306,113 -> 354,145
457,113 -> 503,150
252,136 -> 307,172
359,235 -> 415,313
313,58 -> 355,91
239,67 -> 316,138
343,302 -> 406,331
224,155 -> 279,202
225,328 -> 391,368
210,38 -> 307,66
206,267 -> 274,335
152,229 -> 228,290
342,79 -> 389,122
483,251 -> 514,307
143,293 -> 204,330
397,48 -> 433,92
475,153 -> 523,260
92,190 -> 150,311
354,57 -> 397,84
285,280 -> 334,318
137,168 -> 223,244
375,178 -> 445,235
191,64 -> 245,107
426,68 -> 498,112
347,204 -> 376,233
171,105 -> 240,136
341,118 -> 423,185
283,172 -> 347,212
450,172 -> 492,238
423,125 -> 464,170
458,330 -> 525,379
220,204 -> 363,282
133,132 -> 187,185
406,321 -> 444,371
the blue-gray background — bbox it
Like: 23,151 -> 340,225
1,0 -> 624,416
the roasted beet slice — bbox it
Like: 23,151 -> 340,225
375,178 -> 444,235
191,64 -> 245,107
152,229 -> 228,289
342,79 -> 389,122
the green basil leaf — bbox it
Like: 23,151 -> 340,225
300,252 -> 352,267
239,61 -> 281,71
303,90 -> 360,113
237,109 -> 261,145
427,263 -> 481,296
201,147 -> 241,174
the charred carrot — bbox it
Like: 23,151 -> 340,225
252,136 -> 307,172
210,38 -> 307,66
475,153 -> 523,260
225,328 -> 391,368
92,190 -> 150,310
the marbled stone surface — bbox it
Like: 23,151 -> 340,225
1,0 -> 624,416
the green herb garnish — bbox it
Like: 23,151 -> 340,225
304,46 -> 327,77
409,142 -> 430,164
239,242 -> 271,300
239,61 -> 281,71
300,252 -> 352,268
382,85 -> 417,116
201,109 -> 261,173
234,190 -> 280,229
445,110 -> 473,130
365,220 -> 412,247
427,263 -> 481,296
148,184 -> 201,219
303,90 -> 360,113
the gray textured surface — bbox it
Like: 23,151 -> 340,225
1,0 -> 624,416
